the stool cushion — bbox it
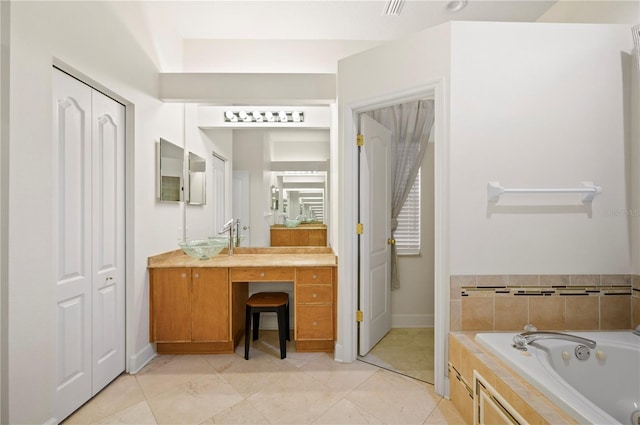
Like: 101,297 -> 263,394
246,292 -> 288,308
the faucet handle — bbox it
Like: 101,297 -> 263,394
524,323 -> 538,332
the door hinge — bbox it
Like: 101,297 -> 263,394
356,134 -> 364,147
356,223 -> 364,234
356,310 -> 364,322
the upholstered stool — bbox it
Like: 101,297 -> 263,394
244,292 -> 290,360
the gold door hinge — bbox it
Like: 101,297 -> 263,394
356,310 -> 364,322
356,134 -> 364,147
356,223 -> 364,234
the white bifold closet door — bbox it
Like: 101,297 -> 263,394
53,68 -> 125,421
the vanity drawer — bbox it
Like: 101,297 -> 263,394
296,305 -> 333,340
296,268 -> 332,285
296,284 -> 332,304
230,267 -> 295,282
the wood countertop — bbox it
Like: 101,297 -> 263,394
148,246 -> 337,269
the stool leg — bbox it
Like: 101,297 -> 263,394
277,306 -> 287,359
252,312 -> 260,340
285,301 -> 290,341
244,306 -> 251,360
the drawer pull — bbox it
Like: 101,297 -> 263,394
260,272 -> 265,277
313,274 -> 317,279
313,321 -> 318,326
194,273 -> 199,278
181,273 -> 187,278
312,293 -> 317,298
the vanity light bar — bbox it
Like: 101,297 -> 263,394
224,110 -> 305,123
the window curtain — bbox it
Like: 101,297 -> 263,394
365,99 -> 435,289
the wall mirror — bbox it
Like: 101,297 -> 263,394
187,152 -> 206,205
157,138 -> 184,203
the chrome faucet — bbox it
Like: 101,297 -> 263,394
513,331 -> 596,349
218,218 -> 239,256
278,212 -> 288,224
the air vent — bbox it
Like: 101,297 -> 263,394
383,0 -> 405,16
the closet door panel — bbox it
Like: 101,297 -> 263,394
91,90 -> 126,395
53,69 -> 93,421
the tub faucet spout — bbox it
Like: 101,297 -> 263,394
633,325 -> 640,337
513,331 -> 596,349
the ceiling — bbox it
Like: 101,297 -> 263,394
141,0 -> 558,41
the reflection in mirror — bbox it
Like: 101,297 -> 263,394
188,152 -> 206,205
277,171 -> 326,224
158,138 -> 184,203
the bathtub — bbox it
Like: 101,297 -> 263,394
474,331 -> 640,425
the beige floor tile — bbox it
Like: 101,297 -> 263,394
146,374 -> 243,425
94,400 -> 157,425
206,351 -> 297,398
312,398 -> 384,425
247,369 -> 343,424
300,352 -> 379,396
423,398 -> 466,425
63,374 -> 146,424
136,354 -> 218,399
209,399 -> 271,424
346,369 -> 440,425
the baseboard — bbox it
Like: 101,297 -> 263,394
128,343 -> 156,374
391,314 -> 434,328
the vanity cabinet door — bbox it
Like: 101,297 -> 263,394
150,268 -> 191,342
192,268 -> 229,342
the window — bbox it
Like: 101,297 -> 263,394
395,168 -> 420,255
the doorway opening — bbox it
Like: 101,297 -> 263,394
355,100 -> 436,384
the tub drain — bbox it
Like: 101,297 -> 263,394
631,409 -> 640,425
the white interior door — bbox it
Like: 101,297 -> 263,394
53,69 -> 126,420
358,114 -> 392,356
233,170 -> 251,244
53,68 -> 93,421
91,90 -> 125,395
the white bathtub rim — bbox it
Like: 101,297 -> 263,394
474,332 -> 626,425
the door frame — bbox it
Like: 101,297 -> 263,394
337,80 -> 450,396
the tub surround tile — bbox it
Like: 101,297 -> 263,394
539,275 -> 570,287
569,274 -> 600,286
565,296 -> 599,330
461,297 -> 494,331
529,297 -> 566,330
452,274 -> 633,332
600,296 -> 632,330
508,275 -> 539,287
494,297 -> 528,331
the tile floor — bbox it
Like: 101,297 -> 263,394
358,328 -> 434,384
63,331 -> 463,425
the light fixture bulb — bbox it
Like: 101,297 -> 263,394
278,111 -> 287,123
265,111 -> 274,121
253,111 -> 263,122
239,111 -> 248,119
225,111 -> 234,120
292,111 -> 301,122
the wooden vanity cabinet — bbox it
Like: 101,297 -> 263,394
295,267 -> 335,351
270,226 -> 327,247
150,267 -> 229,344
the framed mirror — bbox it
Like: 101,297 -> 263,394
157,138 -> 184,202
188,152 -> 206,205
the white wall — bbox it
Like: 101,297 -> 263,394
8,2 -> 184,423
633,48 -> 640,275
184,105 -> 233,240
183,39 -> 380,73
448,22 -> 633,275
